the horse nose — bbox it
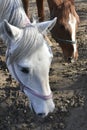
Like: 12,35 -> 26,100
68,57 -> 75,63
37,113 -> 46,118
31,104 -> 46,117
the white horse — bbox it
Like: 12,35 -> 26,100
0,0 -> 57,117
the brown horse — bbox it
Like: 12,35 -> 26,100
22,0 -> 80,62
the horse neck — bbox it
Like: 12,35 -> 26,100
0,0 -> 30,28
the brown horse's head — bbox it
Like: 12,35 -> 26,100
48,0 -> 80,62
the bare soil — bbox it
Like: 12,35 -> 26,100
0,0 -> 87,130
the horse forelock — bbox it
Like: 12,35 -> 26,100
62,0 -> 80,24
8,26 -> 43,64
51,0 -> 77,26
0,0 -> 30,28
53,0 -> 79,28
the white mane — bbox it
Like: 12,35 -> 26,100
0,0 -> 30,27
9,26 -> 44,64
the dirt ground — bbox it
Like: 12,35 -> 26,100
0,0 -> 87,130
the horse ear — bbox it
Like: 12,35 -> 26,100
3,20 -> 22,40
36,17 -> 57,34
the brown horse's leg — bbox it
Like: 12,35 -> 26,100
47,0 -> 54,16
22,0 -> 29,16
36,0 -> 44,21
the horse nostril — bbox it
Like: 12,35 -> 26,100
38,113 -> 45,117
68,57 -> 72,62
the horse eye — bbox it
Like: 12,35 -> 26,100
21,67 -> 29,74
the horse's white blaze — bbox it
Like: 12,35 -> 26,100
69,13 -> 77,57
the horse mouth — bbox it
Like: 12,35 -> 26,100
64,57 -> 75,63
30,103 -> 46,118
68,57 -> 75,63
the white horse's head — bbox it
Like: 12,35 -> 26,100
0,18 -> 57,117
